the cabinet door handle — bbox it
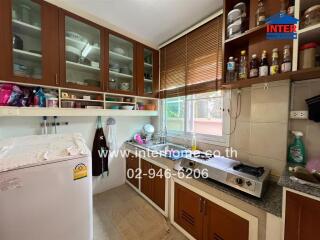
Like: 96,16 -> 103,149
55,74 -> 59,85
199,197 -> 203,213
203,199 -> 207,215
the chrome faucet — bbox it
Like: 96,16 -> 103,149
159,127 -> 167,144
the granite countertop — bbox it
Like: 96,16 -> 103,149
196,177 -> 283,217
278,164 -> 320,198
125,142 -> 283,217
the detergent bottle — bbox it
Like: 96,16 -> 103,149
288,131 -> 306,165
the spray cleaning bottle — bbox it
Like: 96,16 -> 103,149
288,131 -> 306,165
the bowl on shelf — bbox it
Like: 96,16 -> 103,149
66,46 -> 81,62
110,105 -> 120,110
120,67 -> 131,75
106,97 -> 117,102
113,47 -> 126,56
120,105 -> 134,110
119,82 -> 130,91
66,31 -> 87,43
144,104 -> 156,111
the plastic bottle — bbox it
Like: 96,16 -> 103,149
288,131 -> 306,165
191,133 -> 197,151
256,0 -> 266,26
226,56 -> 236,82
239,50 -> 248,79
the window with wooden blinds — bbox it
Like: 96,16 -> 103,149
160,15 -> 223,98
160,36 -> 186,98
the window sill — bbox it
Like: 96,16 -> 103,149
167,133 -> 230,148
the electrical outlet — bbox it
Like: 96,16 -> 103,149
290,111 -> 309,120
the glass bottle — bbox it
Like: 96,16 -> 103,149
239,50 -> 248,79
249,54 -> 259,78
280,0 -> 287,15
287,0 -> 295,16
226,56 -> 236,82
270,48 -> 279,75
281,45 -> 292,73
234,57 -> 239,80
259,50 -> 269,77
256,0 -> 266,26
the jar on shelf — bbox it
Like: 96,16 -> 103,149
299,42 -> 318,69
301,5 -> 320,28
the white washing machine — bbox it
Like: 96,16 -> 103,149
0,133 -> 93,240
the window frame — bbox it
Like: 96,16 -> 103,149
161,90 -> 231,147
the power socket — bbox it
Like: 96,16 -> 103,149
290,111 -> 309,120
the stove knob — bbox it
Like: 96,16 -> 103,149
235,178 -> 243,186
189,161 -> 195,167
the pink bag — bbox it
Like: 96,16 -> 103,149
0,84 -> 13,106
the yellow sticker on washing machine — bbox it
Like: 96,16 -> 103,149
73,163 -> 88,180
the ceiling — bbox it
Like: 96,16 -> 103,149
59,0 -> 223,47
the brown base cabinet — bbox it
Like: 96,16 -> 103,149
141,159 -> 165,210
174,183 -> 249,240
126,155 -> 165,211
126,153 -> 139,189
285,191 -> 320,240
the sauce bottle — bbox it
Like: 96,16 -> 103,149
259,50 -> 269,77
281,45 -> 292,73
239,50 -> 248,79
249,54 -> 259,78
270,48 -> 279,75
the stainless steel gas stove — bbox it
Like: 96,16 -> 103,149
177,153 -> 270,198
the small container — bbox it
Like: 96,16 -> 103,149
61,101 -> 74,108
299,42 -> 317,69
46,97 -> 58,108
83,95 -> 91,100
301,5 -> 320,28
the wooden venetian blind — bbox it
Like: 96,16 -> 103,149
160,36 -> 186,98
160,15 -> 223,98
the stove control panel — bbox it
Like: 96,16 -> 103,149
226,174 -> 256,192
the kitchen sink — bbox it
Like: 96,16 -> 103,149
148,143 -> 187,152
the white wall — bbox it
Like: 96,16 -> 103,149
0,116 -> 151,194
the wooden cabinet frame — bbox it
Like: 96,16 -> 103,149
58,9 -> 106,91
106,29 -> 137,95
0,0 -> 60,86
136,44 -> 159,98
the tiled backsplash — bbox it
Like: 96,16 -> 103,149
290,79 -> 320,161
167,80 -> 291,177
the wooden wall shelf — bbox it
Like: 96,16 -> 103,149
225,24 -> 266,44
0,107 -> 158,117
290,68 -> 320,82
222,68 -> 320,89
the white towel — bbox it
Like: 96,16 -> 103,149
106,125 -> 117,150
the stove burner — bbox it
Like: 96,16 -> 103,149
233,164 -> 265,178
191,153 -> 214,161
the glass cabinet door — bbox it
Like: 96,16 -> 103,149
64,16 -> 101,89
109,34 -> 134,92
12,0 -> 42,79
143,48 -> 154,95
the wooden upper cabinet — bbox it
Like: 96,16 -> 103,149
285,191 -> 320,240
175,183 -> 204,240
107,31 -> 137,95
203,200 -> 249,240
0,0 -> 59,86
59,10 -> 105,91
137,44 -> 159,98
